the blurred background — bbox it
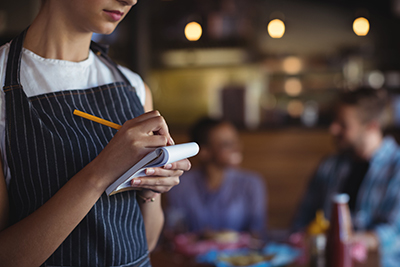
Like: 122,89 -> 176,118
2,0 -> 400,231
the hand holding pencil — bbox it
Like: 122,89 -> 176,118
73,109 -> 189,195
73,109 -> 174,145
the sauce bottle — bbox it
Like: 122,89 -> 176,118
325,193 -> 352,267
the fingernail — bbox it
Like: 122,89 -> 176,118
132,179 -> 141,186
146,168 -> 155,175
169,137 -> 175,145
164,164 -> 172,169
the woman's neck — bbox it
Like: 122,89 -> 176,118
204,164 -> 226,191
24,5 -> 92,62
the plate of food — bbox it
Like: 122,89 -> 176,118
216,251 -> 275,267
173,231 -> 256,256
197,242 -> 300,267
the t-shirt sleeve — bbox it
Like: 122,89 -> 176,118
117,65 -> 146,107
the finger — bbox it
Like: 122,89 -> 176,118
145,167 -> 184,177
135,111 -> 174,145
124,110 -> 168,135
147,116 -> 174,145
123,115 -> 171,146
128,111 -> 175,145
136,115 -> 172,145
131,176 -> 180,193
163,159 -> 191,172
131,110 -> 162,123
143,135 -> 172,148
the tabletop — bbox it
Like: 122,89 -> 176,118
150,245 -> 380,267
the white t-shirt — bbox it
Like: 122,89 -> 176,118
0,42 -> 146,186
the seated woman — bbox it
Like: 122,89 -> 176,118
166,117 -> 267,239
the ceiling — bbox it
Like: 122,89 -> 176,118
143,0 -> 400,70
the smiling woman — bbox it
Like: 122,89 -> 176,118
0,0 -> 190,266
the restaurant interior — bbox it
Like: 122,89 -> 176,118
2,0 -> 400,266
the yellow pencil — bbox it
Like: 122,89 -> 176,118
73,109 -> 122,130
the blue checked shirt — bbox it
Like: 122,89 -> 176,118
292,136 -> 400,259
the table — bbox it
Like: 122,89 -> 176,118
151,248 -> 213,267
150,246 -> 380,267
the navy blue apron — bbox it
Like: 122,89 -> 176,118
3,29 -> 151,267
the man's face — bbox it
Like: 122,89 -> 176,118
329,104 -> 367,155
205,123 -> 243,167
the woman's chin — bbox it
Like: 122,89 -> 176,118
94,24 -> 118,36
229,153 -> 243,166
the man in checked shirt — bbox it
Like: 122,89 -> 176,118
292,87 -> 400,266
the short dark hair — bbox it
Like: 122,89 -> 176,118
189,117 -> 227,146
338,87 -> 388,126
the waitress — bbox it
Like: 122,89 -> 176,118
0,0 -> 190,266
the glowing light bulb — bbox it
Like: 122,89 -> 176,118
367,70 -> 385,89
287,100 -> 304,117
353,17 -> 370,36
284,78 -> 302,96
268,19 -> 285,38
185,22 -> 202,41
283,56 -> 302,74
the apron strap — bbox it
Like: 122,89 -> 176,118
90,41 -> 134,88
4,28 -> 28,88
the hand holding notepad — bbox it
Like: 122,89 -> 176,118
73,109 -> 199,196
106,142 -> 199,195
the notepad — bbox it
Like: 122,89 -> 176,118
106,142 -> 200,196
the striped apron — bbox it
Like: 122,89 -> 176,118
3,30 -> 151,267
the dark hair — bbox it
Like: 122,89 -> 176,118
338,87 -> 388,126
189,117 -> 227,146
